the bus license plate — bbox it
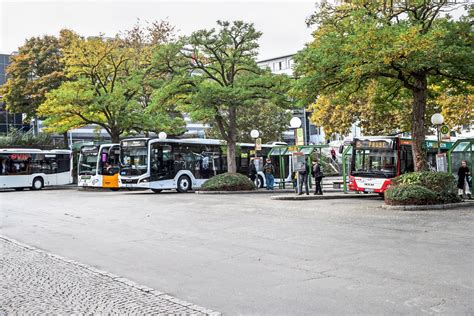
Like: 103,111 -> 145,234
365,188 -> 374,193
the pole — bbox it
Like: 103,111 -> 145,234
437,125 -> 441,154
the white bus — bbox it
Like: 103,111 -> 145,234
0,148 -> 73,190
78,144 -> 120,190
119,138 -> 275,193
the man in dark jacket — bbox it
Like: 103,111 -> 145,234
312,160 -> 323,195
249,159 -> 258,185
458,160 -> 472,199
263,158 -> 275,190
298,161 -> 310,195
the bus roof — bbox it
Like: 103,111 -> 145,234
0,148 -> 71,154
121,137 -> 275,148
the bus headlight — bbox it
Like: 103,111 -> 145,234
92,179 -> 99,184
140,177 -> 150,183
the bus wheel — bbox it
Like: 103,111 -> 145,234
32,177 -> 44,190
177,175 -> 191,193
151,189 -> 162,194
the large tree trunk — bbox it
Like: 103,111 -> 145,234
62,132 -> 69,149
227,107 -> 237,173
110,129 -> 120,144
411,75 -> 428,171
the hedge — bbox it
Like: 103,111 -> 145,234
385,172 -> 461,205
200,172 -> 256,191
385,185 -> 438,205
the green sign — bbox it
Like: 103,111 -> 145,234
440,125 -> 449,135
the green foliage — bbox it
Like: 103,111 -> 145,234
385,184 -> 438,205
293,1 -> 473,170
386,171 -> 461,205
200,172 -> 256,191
152,20 -> 293,172
38,23 -> 186,142
392,171 -> 460,204
0,34 -> 67,119
0,130 -> 60,148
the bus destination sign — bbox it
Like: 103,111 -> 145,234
355,140 -> 392,149
123,140 -> 146,147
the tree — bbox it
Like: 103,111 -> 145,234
153,21 -> 292,173
39,23 -> 186,142
293,1 -> 473,170
0,34 -> 66,119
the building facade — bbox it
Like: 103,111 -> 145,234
257,54 -> 326,145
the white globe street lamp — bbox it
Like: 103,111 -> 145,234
250,129 -> 260,139
158,132 -> 167,140
431,113 -> 444,154
290,117 -> 302,128
431,113 -> 444,125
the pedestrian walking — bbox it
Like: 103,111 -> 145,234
312,160 -> 324,195
249,158 -> 258,186
457,160 -> 472,199
298,161 -> 309,195
263,158 -> 275,190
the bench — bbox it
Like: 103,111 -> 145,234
332,181 -> 345,189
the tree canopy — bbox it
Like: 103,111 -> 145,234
293,0 -> 473,170
38,22 -> 186,142
0,33 -> 67,119
152,21 -> 292,172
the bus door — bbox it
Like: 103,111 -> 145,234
103,145 -> 120,188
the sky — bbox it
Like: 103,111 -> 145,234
0,0 -> 318,60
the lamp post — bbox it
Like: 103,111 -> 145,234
431,113 -> 444,154
290,116 -> 302,145
158,132 -> 167,140
250,129 -> 260,159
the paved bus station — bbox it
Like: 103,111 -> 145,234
1,188 -> 473,314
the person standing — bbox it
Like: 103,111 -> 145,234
312,160 -> 324,195
249,159 -> 258,186
457,160 -> 472,199
298,161 -> 309,195
330,148 -> 337,162
263,158 -> 275,190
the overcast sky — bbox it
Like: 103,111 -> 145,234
0,0 -> 318,60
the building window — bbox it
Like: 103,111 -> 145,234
278,61 -> 282,70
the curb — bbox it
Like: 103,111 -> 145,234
0,235 -> 220,316
195,188 -> 344,195
381,200 -> 474,211
270,194 -> 380,201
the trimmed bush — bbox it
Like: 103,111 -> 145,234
392,171 -> 460,204
201,172 -> 256,191
385,184 -> 438,205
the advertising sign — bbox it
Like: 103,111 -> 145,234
292,152 -> 306,172
253,157 -> 263,172
255,138 -> 262,151
296,128 -> 304,146
436,153 -> 448,172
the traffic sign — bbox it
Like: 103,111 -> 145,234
440,125 -> 449,135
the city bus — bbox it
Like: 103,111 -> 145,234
78,144 -> 120,189
0,148 -> 72,190
348,136 -> 452,194
119,138 -> 274,193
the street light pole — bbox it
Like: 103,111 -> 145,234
431,113 -> 444,154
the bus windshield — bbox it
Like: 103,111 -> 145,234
120,145 -> 148,175
79,150 -> 98,175
352,149 -> 397,178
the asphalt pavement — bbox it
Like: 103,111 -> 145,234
0,188 -> 473,314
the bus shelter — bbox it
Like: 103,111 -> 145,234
268,144 -> 328,189
447,138 -> 474,175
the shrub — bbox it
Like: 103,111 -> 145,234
385,185 -> 438,205
392,172 -> 460,204
200,172 -> 256,191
